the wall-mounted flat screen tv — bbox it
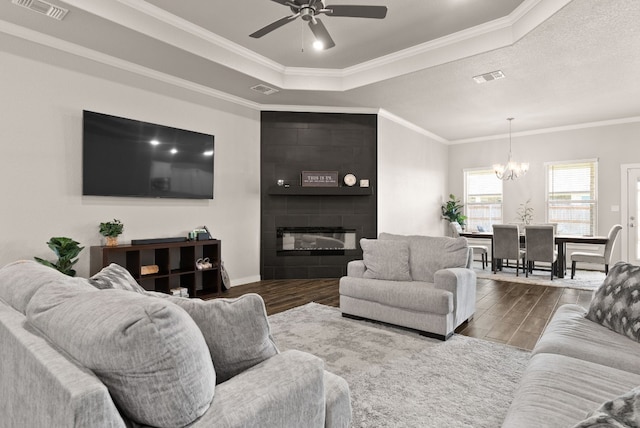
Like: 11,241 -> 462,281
82,110 -> 214,199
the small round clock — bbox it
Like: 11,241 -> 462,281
343,173 -> 357,187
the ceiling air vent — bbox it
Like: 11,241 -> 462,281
251,84 -> 279,95
12,0 -> 68,20
472,70 -> 505,84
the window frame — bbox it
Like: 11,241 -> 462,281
463,167 -> 504,232
544,158 -> 598,236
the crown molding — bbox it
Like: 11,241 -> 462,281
449,116 -> 640,145
377,110 -> 448,144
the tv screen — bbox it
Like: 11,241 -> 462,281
82,110 -> 214,199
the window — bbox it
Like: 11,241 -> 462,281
546,160 -> 597,236
464,168 -> 503,231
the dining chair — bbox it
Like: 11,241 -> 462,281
570,224 -> 623,279
449,222 -> 488,269
524,225 -> 557,280
492,224 -> 526,276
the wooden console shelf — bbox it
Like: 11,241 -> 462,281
267,186 -> 373,196
90,240 -> 222,298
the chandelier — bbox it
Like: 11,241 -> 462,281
493,117 -> 529,180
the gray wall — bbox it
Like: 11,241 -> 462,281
0,51 -> 261,284
377,115 -> 449,236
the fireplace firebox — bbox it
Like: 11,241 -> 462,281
277,227 -> 357,255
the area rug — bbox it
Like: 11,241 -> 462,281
472,261 -> 605,290
268,303 -> 530,428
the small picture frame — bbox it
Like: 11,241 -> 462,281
301,171 -> 339,187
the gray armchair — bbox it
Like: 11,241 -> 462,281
492,224 -> 526,276
571,224 -> 623,279
524,225 -> 557,280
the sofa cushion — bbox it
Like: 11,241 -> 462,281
379,233 -> 469,282
193,350 -> 327,428
360,238 -> 411,281
339,276 -> 453,315
502,353 -> 640,428
0,260 -> 89,314
533,304 -> 640,374
586,261 -> 640,342
88,263 -> 146,293
572,386 -> 640,428
26,282 -> 215,428
161,293 -> 279,384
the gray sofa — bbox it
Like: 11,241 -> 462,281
503,262 -> 640,427
0,261 -> 351,428
339,233 -> 476,340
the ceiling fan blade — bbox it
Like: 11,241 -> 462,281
250,15 -> 298,38
323,5 -> 387,19
308,18 -> 335,49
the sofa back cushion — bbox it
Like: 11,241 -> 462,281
360,238 -> 412,281
0,260 -> 89,314
162,293 -> 279,384
587,261 -> 640,342
26,282 -> 215,427
379,233 -> 469,282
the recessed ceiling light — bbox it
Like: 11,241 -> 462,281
170,148 -> 178,154
473,70 -> 506,84
150,139 -> 160,146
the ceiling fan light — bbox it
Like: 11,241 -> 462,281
313,40 -> 324,50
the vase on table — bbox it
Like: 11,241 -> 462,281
105,236 -> 118,247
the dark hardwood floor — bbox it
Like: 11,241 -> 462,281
219,277 -> 593,351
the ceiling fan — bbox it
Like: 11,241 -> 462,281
249,0 -> 388,50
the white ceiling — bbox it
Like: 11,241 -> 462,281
1,0 -> 639,142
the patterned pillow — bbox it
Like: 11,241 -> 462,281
586,262 -> 640,341
88,263 -> 146,293
572,386 -> 640,428
361,238 -> 411,281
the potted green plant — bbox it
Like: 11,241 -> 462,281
441,194 -> 467,228
99,219 -> 124,247
516,199 -> 534,225
34,237 -> 84,277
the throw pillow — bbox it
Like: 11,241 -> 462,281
572,386 -> 640,428
88,263 -> 146,293
162,293 -> 279,384
26,282 -> 215,427
586,261 -> 640,342
361,238 -> 411,281
379,233 -> 469,282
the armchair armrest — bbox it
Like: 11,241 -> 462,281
346,260 -> 366,278
434,268 -> 477,326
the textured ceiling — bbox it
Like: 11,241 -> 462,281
0,0 -> 638,141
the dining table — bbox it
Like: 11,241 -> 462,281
459,231 -> 608,279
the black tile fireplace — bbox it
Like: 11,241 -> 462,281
260,111 -> 377,279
